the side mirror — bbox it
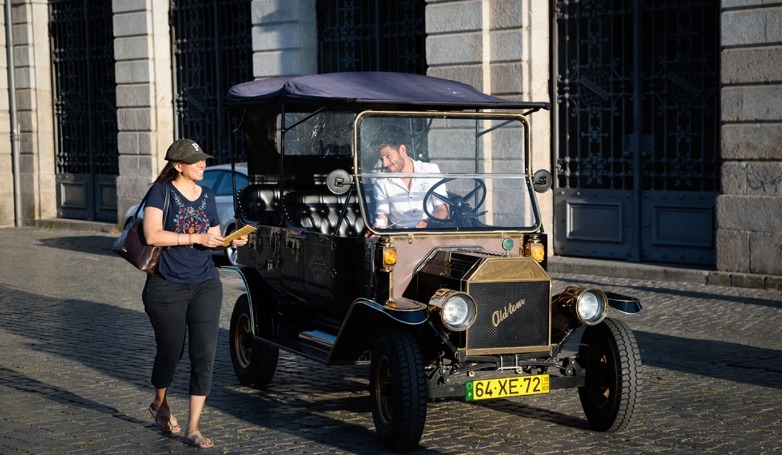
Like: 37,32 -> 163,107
326,169 -> 353,195
532,169 -> 553,193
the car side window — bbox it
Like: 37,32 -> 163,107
234,173 -> 249,190
213,171 -> 248,196
199,170 -> 221,193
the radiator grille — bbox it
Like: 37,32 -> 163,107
465,281 -> 550,353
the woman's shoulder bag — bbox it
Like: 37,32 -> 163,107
112,184 -> 170,274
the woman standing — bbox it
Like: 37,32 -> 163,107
142,139 -> 247,449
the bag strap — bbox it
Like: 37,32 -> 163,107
162,183 -> 171,220
133,182 -> 172,220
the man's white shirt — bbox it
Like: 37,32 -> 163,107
373,160 -> 447,228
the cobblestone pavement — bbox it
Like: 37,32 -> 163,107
0,226 -> 780,454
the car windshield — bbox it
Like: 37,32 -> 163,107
356,112 -> 540,232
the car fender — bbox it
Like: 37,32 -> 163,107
606,291 -> 642,314
328,298 -> 430,363
223,265 -> 272,336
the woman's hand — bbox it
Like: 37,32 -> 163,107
229,235 -> 248,247
195,232 -> 226,249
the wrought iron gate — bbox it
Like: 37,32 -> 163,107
553,0 -> 719,266
317,0 -> 426,73
171,0 -> 253,164
51,0 -> 118,222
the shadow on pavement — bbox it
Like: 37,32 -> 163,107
0,284 -> 443,454
38,235 -> 117,257
635,330 -> 782,389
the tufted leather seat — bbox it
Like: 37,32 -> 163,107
236,184 -> 281,225
283,190 -> 365,237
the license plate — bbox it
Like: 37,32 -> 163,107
465,374 -> 550,401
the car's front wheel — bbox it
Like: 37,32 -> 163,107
229,294 -> 278,388
370,329 -> 427,451
578,318 -> 642,432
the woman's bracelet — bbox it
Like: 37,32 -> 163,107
177,233 -> 181,246
189,233 -> 193,246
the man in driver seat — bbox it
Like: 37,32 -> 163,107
370,127 -> 449,229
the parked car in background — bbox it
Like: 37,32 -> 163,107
123,163 -> 249,265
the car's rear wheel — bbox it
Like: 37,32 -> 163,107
578,318 -> 642,432
229,294 -> 278,388
370,329 -> 427,451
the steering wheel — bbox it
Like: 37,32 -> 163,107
423,178 -> 487,228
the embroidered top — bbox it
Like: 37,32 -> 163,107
145,181 -> 220,284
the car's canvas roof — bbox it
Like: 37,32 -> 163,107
226,72 -> 549,111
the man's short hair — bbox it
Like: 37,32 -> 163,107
366,123 -> 411,154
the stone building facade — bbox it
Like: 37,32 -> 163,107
718,2 -> 782,278
0,0 -> 779,281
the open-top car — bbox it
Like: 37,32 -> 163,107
224,72 -> 642,451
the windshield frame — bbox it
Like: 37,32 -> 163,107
353,110 -> 542,235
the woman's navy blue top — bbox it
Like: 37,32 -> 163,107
145,181 -> 220,284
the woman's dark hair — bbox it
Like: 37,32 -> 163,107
155,161 -> 180,183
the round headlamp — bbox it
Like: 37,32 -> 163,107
576,289 -> 607,325
429,289 -> 477,332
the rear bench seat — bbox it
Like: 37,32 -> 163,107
283,190 -> 365,237
236,184 -> 281,226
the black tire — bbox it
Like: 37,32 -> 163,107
370,329 -> 427,452
229,294 -> 278,388
578,318 -> 642,432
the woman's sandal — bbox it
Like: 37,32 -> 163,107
148,403 -> 182,435
185,431 -> 214,449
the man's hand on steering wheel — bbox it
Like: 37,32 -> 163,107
423,178 -> 487,228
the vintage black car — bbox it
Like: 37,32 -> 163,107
224,72 -> 642,451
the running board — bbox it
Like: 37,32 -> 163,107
299,330 -> 337,349
253,330 -> 336,364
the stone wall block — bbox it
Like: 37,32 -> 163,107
426,1 -> 482,34
722,9 -> 769,46
722,46 -> 782,84
722,86 -> 782,122
116,84 -> 151,108
749,231 -> 782,275
427,33 -> 481,65
115,61 -> 150,84
253,0 -> 303,23
716,194 -> 782,231
721,123 -> 782,160
490,0 -> 523,29
746,162 -> 782,197
426,65 -> 483,90
113,0 -> 147,14
490,62 -> 523,95
114,36 -> 151,61
253,23 -> 300,50
721,161 -> 747,195
716,228 -> 751,272
113,11 -> 148,36
491,30 -> 523,62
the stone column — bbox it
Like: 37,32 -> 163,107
251,0 -> 317,77
0,2 -> 10,226
425,0 -> 553,238
6,0 -> 55,224
114,1 -> 174,220
718,4 -> 782,279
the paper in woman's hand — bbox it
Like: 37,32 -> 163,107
222,225 -> 257,247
